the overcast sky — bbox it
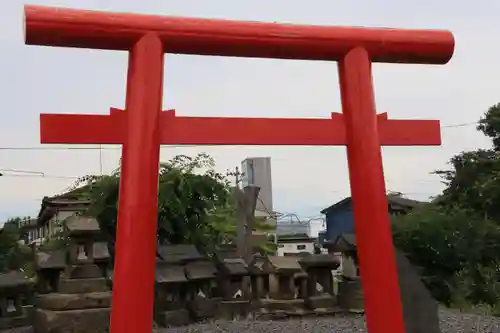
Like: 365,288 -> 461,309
0,0 -> 497,230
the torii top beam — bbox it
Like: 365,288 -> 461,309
24,5 -> 454,64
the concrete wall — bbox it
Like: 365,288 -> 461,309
241,157 -> 273,218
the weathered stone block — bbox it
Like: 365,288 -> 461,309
261,298 -> 304,311
34,308 -> 110,333
155,309 -> 190,327
305,294 -> 336,310
188,297 -> 221,320
215,300 -> 250,320
337,279 -> 364,311
64,265 -> 103,280
35,292 -> 111,311
396,250 -> 441,333
0,315 -> 31,331
58,278 -> 107,294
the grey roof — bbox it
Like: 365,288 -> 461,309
267,256 -> 303,273
299,254 -> 341,269
65,215 -> 101,236
0,271 -> 28,289
35,250 -> 66,270
185,261 -> 218,280
155,264 -> 187,284
157,244 -> 203,264
217,258 -> 248,276
325,233 -> 357,252
248,255 -> 271,275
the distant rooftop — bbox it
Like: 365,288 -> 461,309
321,194 -> 424,214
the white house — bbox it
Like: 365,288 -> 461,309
276,233 -> 316,256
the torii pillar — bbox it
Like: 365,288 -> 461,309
24,5 -> 455,333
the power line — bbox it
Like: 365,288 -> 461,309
0,174 -> 77,180
0,145 -> 199,151
441,122 -> 478,128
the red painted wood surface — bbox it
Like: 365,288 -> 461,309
338,47 -> 406,333
39,110 -> 441,146
108,34 -> 164,333
24,5 -> 454,64
24,5 -> 456,333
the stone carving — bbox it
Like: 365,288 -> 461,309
262,256 -> 307,312
214,246 -> 251,319
248,255 -> 272,310
154,244 -> 199,327
0,271 -> 32,330
34,216 -> 111,333
299,254 -> 340,311
185,257 -> 220,320
396,250 -> 441,333
324,233 -> 364,312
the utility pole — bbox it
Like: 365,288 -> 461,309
234,185 -> 260,262
228,166 -> 260,261
227,166 -> 244,188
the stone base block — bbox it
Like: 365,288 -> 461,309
338,280 -> 364,311
188,298 -> 221,320
215,300 -> 250,320
261,298 -> 304,311
305,294 -> 337,310
35,292 -> 112,311
155,309 -> 190,327
0,315 -> 31,330
58,278 -> 108,294
34,308 -> 111,333
65,264 -> 103,279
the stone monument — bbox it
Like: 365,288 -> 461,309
34,215 -> 112,333
214,246 -> 251,319
0,271 -> 32,330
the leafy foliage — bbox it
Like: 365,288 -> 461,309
0,219 -> 31,274
72,153 -> 273,260
392,102 -> 500,311
392,205 -> 500,305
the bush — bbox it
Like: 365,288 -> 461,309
392,204 -> 500,307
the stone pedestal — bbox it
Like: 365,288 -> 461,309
337,279 -> 364,311
260,298 -> 304,311
34,265 -> 111,333
215,300 -> 250,320
305,294 -> 337,310
34,307 -> 111,333
188,297 -> 221,320
155,309 -> 190,327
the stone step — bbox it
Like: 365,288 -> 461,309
35,292 -> 112,311
34,308 -> 110,333
155,309 -> 190,327
58,278 -> 108,294
0,315 -> 31,330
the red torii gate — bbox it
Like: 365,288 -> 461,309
24,5 -> 454,333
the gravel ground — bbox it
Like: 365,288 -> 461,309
6,309 -> 500,332
155,309 -> 500,333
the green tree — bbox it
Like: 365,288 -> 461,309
72,153 -> 273,260
435,103 -> 500,221
392,205 -> 500,305
206,193 -> 277,254
477,103 -> 500,151
391,102 -> 500,310
0,219 -> 31,273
